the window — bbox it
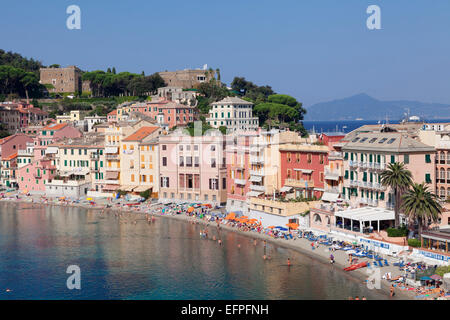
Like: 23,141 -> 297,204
391,155 -> 395,163
211,158 -> 216,168
162,157 -> 167,166
403,154 -> 409,164
369,138 -> 377,143
186,156 -> 192,167
387,138 -> 396,144
162,145 -> 167,151
425,154 -> 431,163
352,138 -> 360,143
378,138 -> 388,144
425,173 -> 432,183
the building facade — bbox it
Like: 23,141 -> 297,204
207,97 -> 259,132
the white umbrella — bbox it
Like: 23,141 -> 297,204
346,250 -> 357,255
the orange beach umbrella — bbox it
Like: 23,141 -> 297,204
187,206 -> 194,213
225,212 -> 236,220
286,223 -> 299,229
268,226 -> 275,229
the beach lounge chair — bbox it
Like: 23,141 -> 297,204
384,259 -> 389,266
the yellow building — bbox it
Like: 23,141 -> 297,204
120,126 -> 162,197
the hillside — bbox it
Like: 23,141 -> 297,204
305,93 -> 450,121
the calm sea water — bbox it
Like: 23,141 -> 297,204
303,119 -> 450,134
0,202 -> 388,300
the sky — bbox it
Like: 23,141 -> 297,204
1,0 -> 450,107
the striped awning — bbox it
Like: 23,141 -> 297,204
134,185 -> 152,192
246,191 -> 263,197
103,185 -> 119,191
279,186 -> 293,193
121,185 -> 136,192
249,176 -> 262,182
105,171 -> 119,180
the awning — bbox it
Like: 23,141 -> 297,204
45,147 -> 58,154
321,192 -> 339,202
134,185 -> 152,192
105,171 -> 119,180
324,175 -> 339,181
335,207 -> 395,222
249,176 -> 262,182
121,185 -> 136,192
301,169 -> 313,174
103,184 -> 119,191
246,191 -> 263,197
105,146 -> 118,154
279,186 -> 293,193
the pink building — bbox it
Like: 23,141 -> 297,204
158,130 -> 227,205
226,132 -> 257,212
17,158 -> 56,193
0,133 -> 34,159
33,123 -> 82,160
122,100 -> 198,129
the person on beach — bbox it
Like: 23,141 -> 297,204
330,254 -> 335,264
254,239 -> 257,246
362,296 -> 367,300
287,258 -> 291,266
311,242 -> 315,250
218,239 -> 222,245
390,284 -> 395,297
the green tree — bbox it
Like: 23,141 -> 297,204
380,162 -> 413,227
401,183 -> 442,238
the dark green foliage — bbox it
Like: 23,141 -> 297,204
407,238 -> 421,247
139,189 -> 151,200
386,226 -> 408,237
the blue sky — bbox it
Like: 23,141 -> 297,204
1,0 -> 450,106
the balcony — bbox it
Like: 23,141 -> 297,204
234,178 -> 246,185
326,187 -> 340,194
250,170 -> 264,176
284,178 -> 314,189
349,180 -> 358,187
349,160 -> 358,168
250,156 -> 264,164
250,184 -> 265,192
105,154 -> 119,160
90,153 -> 100,160
34,175 -> 42,179
328,151 -> 343,160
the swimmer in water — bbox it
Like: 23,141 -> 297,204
287,258 -> 291,266
237,244 -> 241,248
218,239 -> 222,245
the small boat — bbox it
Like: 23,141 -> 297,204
125,202 -> 140,207
343,262 -> 367,272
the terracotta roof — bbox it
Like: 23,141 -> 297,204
2,152 -> 18,161
43,123 -> 68,131
123,126 -> 160,142
108,110 -> 117,116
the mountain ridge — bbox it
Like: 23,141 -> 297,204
305,93 -> 450,121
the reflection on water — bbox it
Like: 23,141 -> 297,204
0,203 -> 387,300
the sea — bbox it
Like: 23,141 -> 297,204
303,119 -> 450,134
0,202 -> 388,300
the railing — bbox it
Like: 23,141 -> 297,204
250,184 -> 265,192
250,170 -> 264,176
90,154 -> 100,160
349,180 -> 358,187
105,154 -> 119,160
249,156 -> 264,164
234,178 -> 246,185
327,187 -> 340,194
324,169 -> 342,177
328,151 -> 343,159
349,160 -> 358,168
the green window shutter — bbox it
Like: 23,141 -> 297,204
64,149 -> 67,155
361,153 -> 364,161
369,154 -> 373,162
404,154 -> 409,164
376,192 -> 379,200
425,174 -> 431,183
370,173 -> 373,182
350,171 -> 354,180
377,154 -> 381,163
100,161 -> 103,167
380,192 -> 385,200
350,153 -> 354,161
425,154 -> 431,163
64,160 -> 67,166
391,155 -> 395,163
344,170 -> 349,179
344,153 -> 348,160
342,188 -> 346,196
363,172 -> 367,182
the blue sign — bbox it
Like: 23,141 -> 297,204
360,238 -> 390,249
418,250 -> 450,262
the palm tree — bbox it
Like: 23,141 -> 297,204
380,162 -> 413,227
401,183 -> 442,238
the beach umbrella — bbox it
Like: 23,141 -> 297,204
268,226 -> 275,229
248,219 -> 258,224
86,197 -> 93,201
420,276 -> 432,281
225,212 -> 236,220
187,207 -> 194,213
275,226 -> 288,231
431,274 -> 442,281
286,223 -> 299,230
240,216 -> 249,219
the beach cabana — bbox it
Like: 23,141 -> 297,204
334,207 -> 394,233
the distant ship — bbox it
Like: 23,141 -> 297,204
355,118 -> 363,121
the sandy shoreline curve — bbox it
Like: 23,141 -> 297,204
1,198 -> 414,300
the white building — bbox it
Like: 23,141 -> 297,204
207,97 -> 259,132
45,179 -> 91,198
